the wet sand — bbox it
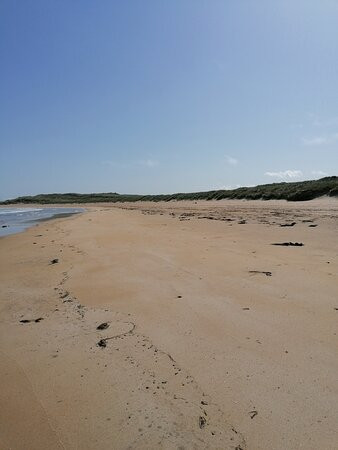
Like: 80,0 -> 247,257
0,199 -> 337,449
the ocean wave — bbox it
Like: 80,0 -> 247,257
0,208 -> 43,215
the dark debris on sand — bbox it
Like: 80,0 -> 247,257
97,339 -> 107,348
272,242 -> 304,246
279,222 -> 296,227
249,270 -> 272,276
19,317 -> 44,324
199,416 -> 207,429
249,410 -> 258,419
97,322 -> 110,330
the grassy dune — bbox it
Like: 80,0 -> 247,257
2,176 -> 337,204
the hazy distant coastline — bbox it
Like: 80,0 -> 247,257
1,176 -> 337,205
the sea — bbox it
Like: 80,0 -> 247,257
0,207 -> 84,237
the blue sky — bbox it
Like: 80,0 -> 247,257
0,0 -> 337,199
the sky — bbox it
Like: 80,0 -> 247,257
1,0 -> 338,199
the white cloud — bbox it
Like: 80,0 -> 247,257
225,155 -> 239,166
308,113 -> 338,128
311,170 -> 328,177
302,132 -> 338,146
138,159 -> 159,168
302,136 -> 329,146
265,170 -> 303,181
217,184 -> 241,190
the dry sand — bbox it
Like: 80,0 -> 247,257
0,199 -> 337,450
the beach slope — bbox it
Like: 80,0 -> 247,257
0,199 -> 337,449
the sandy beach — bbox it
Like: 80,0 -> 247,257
0,198 -> 337,450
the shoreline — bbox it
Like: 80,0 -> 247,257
0,207 -> 85,238
1,199 -> 337,449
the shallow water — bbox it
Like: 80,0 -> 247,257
0,207 -> 84,237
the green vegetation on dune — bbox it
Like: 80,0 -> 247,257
2,177 -> 337,204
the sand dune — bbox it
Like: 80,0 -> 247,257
0,199 -> 337,449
